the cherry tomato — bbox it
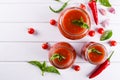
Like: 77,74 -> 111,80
50,19 -> 57,25
28,28 -> 35,34
73,65 -> 80,71
42,42 -> 49,49
97,28 -> 104,34
109,40 -> 117,46
88,30 -> 95,37
80,4 -> 86,10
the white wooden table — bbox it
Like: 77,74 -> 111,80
0,0 -> 119,80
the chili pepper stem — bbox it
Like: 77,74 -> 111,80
108,51 -> 114,61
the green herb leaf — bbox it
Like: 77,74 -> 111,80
82,23 -> 89,29
88,48 -> 102,55
28,61 -> 45,76
28,61 -> 60,76
50,54 -> 60,60
72,17 -> 89,29
41,61 -> 47,75
45,66 -> 60,75
42,61 -> 46,69
50,53 -> 65,61
28,61 -> 42,70
100,30 -> 112,41
72,20 -> 83,26
99,0 -> 111,7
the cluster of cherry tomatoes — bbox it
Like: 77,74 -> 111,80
88,28 -> 104,37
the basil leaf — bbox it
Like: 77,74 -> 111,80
88,48 -> 102,55
82,23 -> 89,29
72,17 -> 89,29
99,0 -> 111,7
28,61 -> 42,70
41,61 -> 47,75
100,30 -> 112,41
42,61 -> 46,70
45,66 -> 60,75
50,54 -> 60,60
50,53 -> 65,61
28,61 -> 60,76
72,20 -> 83,26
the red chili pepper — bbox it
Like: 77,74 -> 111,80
89,51 -> 114,79
88,0 -> 98,25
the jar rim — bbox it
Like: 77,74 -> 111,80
85,43 -> 108,65
58,7 -> 90,37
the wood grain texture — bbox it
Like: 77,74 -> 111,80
0,0 -> 119,80
0,23 -> 119,42
0,62 -> 119,80
0,42 -> 119,62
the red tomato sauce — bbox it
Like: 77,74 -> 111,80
49,42 -> 76,69
52,48 -> 73,67
88,45 -> 106,63
58,7 -> 90,40
62,9 -> 87,34
81,42 -> 107,65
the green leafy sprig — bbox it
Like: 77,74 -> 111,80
100,30 -> 112,41
28,61 -> 60,76
72,17 -> 89,29
88,48 -> 102,55
50,53 -> 66,62
99,0 -> 111,7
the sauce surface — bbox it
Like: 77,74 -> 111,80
62,9 -> 88,35
52,48 -> 73,67
49,42 -> 76,69
88,44 -> 106,63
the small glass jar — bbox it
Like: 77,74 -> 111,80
81,42 -> 108,65
58,7 -> 91,40
49,42 -> 76,69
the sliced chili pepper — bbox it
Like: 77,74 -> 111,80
88,0 -> 98,25
89,51 -> 114,79
49,1 -> 69,13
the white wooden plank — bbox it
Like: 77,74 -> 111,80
0,0 -> 119,80
0,42 -> 119,62
0,62 -> 119,80
0,3 -> 119,23
0,23 -> 119,42
0,0 -> 119,5
0,4 -> 57,22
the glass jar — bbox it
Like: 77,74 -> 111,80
81,42 -> 108,65
49,42 -> 76,69
58,7 -> 91,40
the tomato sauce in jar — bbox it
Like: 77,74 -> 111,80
58,7 -> 91,40
81,42 -> 108,65
49,42 -> 76,69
